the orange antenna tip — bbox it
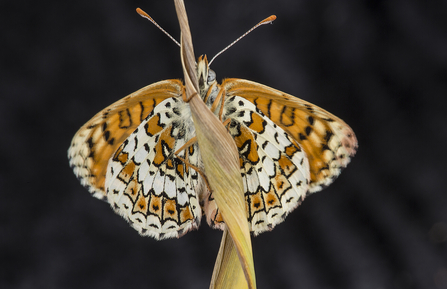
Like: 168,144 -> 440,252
209,15 -> 278,66
136,7 -> 180,47
261,15 -> 277,24
136,8 -> 150,19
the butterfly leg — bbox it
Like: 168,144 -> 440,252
183,92 -> 199,103
174,136 -> 198,156
217,91 -> 226,121
210,88 -> 227,121
174,137 -> 212,192
176,155 -> 211,192
222,118 -> 231,128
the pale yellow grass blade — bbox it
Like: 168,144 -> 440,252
210,228 -> 249,289
174,1 -> 256,288
189,94 -> 255,289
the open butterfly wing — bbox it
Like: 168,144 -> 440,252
205,96 -> 311,235
68,80 -> 184,199
68,77 -> 357,238
105,97 -> 203,240
222,79 -> 358,193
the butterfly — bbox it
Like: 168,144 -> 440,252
68,10 -> 357,241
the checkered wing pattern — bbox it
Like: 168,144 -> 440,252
68,80 -> 184,199
105,97 -> 204,240
203,96 -> 310,234
223,79 -> 357,193
201,80 -> 357,235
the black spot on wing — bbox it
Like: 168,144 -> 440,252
305,126 -> 313,136
307,116 -> 315,125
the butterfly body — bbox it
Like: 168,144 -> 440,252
69,55 -> 357,240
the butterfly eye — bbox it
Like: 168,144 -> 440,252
207,69 -> 216,83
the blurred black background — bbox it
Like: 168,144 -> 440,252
2,1 -> 447,288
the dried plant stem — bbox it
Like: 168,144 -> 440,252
210,228 -> 249,289
173,1 -> 256,288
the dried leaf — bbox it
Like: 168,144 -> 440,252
173,1 -> 256,288
210,228 -> 248,289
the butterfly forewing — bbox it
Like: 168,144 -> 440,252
222,79 -> 358,193
68,80 -> 184,199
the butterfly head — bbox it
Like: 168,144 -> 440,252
197,55 -> 216,98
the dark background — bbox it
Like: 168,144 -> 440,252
2,1 -> 447,288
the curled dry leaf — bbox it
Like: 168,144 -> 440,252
173,0 -> 255,288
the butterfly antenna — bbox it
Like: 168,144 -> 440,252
209,15 -> 277,66
136,8 -> 181,47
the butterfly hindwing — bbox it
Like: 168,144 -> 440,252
204,96 -> 311,235
105,97 -> 203,240
68,80 -> 184,199
222,79 -> 358,193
